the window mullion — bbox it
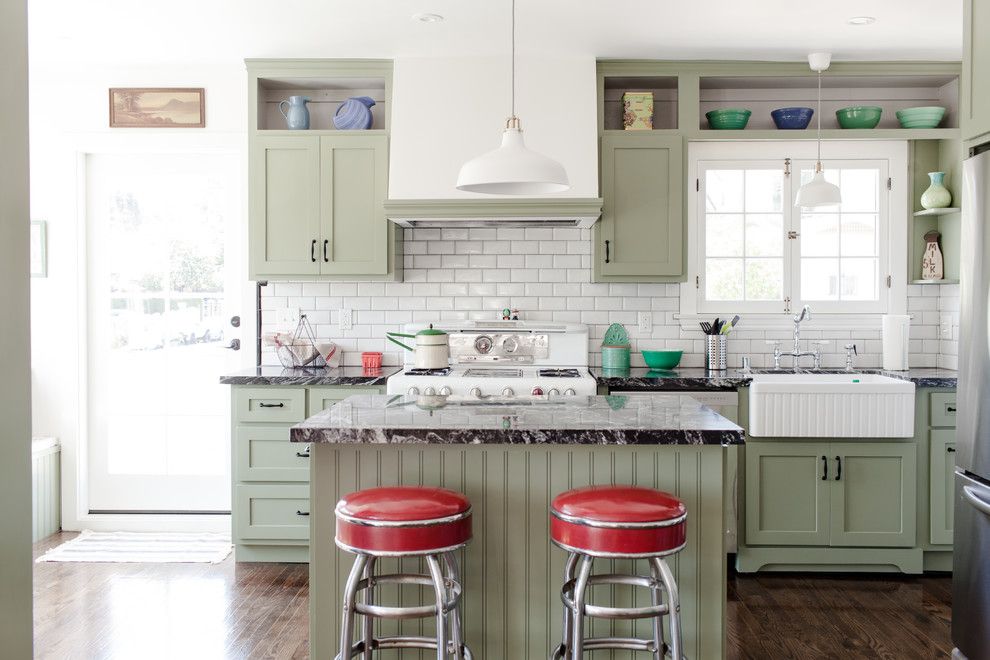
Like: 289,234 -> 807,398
784,160 -> 797,309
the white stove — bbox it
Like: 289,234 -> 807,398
386,321 -> 597,399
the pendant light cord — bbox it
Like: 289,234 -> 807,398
816,69 -> 822,171
511,0 -> 516,119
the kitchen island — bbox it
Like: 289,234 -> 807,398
292,393 -> 744,659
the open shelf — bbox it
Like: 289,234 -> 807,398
913,207 -> 961,216
910,279 -> 960,285
256,75 -> 388,131
687,128 -> 960,141
602,75 -> 678,131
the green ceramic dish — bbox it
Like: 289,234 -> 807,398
895,106 -> 946,129
836,106 -> 883,129
641,350 -> 683,369
705,108 -> 752,130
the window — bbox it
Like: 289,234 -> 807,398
687,142 -> 906,317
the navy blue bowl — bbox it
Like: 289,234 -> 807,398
771,107 -> 814,130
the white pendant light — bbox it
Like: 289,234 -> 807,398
456,0 -> 569,195
795,52 -> 842,209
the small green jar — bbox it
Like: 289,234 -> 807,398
601,345 -> 631,370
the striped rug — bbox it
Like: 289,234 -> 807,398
35,530 -> 233,563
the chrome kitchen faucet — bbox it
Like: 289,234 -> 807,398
768,305 -> 823,370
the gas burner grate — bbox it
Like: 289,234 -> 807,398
463,368 -> 523,378
405,367 -> 452,376
538,368 -> 582,378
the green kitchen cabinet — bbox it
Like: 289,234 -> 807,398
249,134 -> 391,279
234,483 -> 311,542
234,425 -> 310,483
595,133 -> 685,281
829,443 -> 917,548
963,0 -> 990,143
930,429 -> 956,545
744,442 -> 830,546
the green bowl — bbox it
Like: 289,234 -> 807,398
895,106 -> 946,129
641,350 -> 683,369
836,106 -> 883,129
705,108 -> 752,130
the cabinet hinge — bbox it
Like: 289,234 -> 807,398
695,275 -> 700,289
784,158 -> 791,177
886,274 -> 892,288
787,230 -> 800,240
887,177 -> 892,191
696,178 -> 700,192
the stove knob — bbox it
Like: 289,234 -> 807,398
503,337 -> 519,353
547,388 -> 560,397
564,388 -> 576,396
439,386 -> 452,396
531,387 -> 544,396
470,387 -> 483,398
501,387 -> 514,397
407,387 -> 420,396
424,386 -> 436,396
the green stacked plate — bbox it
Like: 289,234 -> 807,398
705,108 -> 752,130
895,106 -> 946,129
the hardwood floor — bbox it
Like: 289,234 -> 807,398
34,533 -> 952,659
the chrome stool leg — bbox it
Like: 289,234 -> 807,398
569,555 -> 594,660
338,554 -> 369,660
649,559 -> 666,659
362,557 -> 377,659
551,553 -> 579,660
651,558 -> 682,660
426,555 -> 448,660
443,552 -> 466,660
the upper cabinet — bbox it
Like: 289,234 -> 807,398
963,0 -> 990,143
246,59 -> 400,281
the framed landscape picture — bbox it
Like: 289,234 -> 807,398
109,88 -> 205,128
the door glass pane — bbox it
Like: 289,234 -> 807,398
706,258 -> 744,300
802,258 -> 840,300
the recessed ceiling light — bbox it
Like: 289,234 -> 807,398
848,16 -> 877,26
414,13 -> 444,23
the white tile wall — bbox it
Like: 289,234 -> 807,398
260,228 -> 960,370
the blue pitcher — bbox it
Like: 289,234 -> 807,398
278,96 -> 311,130
333,96 -> 376,130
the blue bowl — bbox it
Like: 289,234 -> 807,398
771,107 -> 814,130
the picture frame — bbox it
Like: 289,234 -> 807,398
30,221 -> 47,278
109,87 -> 205,128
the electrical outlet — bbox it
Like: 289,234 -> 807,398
339,308 -> 353,332
276,307 -> 300,328
638,312 -> 652,333
940,315 -> 953,340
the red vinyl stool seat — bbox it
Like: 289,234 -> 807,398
550,485 -> 686,557
336,486 -> 472,555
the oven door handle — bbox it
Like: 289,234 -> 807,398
963,486 -> 990,518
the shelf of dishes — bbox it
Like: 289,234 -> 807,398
702,105 -> 948,131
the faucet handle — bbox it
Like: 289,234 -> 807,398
844,343 -> 858,355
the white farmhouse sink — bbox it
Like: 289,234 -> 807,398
748,373 -> 915,438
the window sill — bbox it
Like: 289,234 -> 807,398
674,313 -> 909,332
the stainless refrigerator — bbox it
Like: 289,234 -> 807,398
954,148 -> 990,660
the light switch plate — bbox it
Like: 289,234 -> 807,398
276,307 -> 300,328
638,312 -> 652,333
339,308 -> 353,332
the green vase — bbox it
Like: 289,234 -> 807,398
920,171 -> 952,209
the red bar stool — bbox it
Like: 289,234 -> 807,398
335,486 -> 473,660
549,486 -> 686,660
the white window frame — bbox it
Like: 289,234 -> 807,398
680,141 -> 907,327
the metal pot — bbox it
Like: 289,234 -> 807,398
386,325 -> 450,370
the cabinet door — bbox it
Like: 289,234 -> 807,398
234,426 -> 310,483
599,133 -> 684,278
319,134 -> 388,275
744,442 -> 830,546
249,136 -> 321,277
963,0 -> 990,142
930,430 -> 956,545
829,442 -> 917,548
234,484 -> 310,542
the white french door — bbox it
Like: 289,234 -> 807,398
86,151 -> 249,512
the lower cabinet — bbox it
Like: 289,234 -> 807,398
930,429 -> 956,545
231,383 -> 384,562
745,440 -> 916,548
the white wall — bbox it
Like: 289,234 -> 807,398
388,55 -> 599,198
0,0 -> 34,654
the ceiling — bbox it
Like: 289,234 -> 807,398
29,0 -> 963,65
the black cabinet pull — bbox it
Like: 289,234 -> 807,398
835,456 -> 842,481
296,450 -> 311,458
258,402 -> 284,408
311,239 -> 317,262
821,455 -> 828,480
947,446 -> 956,453
323,239 -> 329,263
296,510 -> 310,517
605,240 -> 611,264
946,406 -> 957,413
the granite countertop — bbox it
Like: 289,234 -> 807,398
219,365 -> 401,386
291,393 -> 745,446
591,366 -> 957,390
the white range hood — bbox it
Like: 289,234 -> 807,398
385,198 -> 603,229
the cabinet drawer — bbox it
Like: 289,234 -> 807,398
308,386 -> 382,416
234,387 -> 307,424
930,392 -> 957,428
234,484 -> 310,542
234,426 -> 310,482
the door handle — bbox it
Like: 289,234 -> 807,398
605,240 -> 611,264
225,338 -> 241,351
835,455 -> 842,481
821,455 -> 828,480
295,510 -> 310,517
311,239 -> 317,262
295,449 -> 311,458
323,239 -> 329,263
963,486 -> 990,517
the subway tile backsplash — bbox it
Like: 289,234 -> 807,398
260,228 -> 961,371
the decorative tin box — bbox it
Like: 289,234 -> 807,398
623,91 -> 654,130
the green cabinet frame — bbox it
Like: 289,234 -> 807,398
963,0 -> 990,143
745,442 -> 830,546
930,429 -> 956,545
595,133 -> 685,281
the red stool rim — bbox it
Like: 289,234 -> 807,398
550,486 -> 686,529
